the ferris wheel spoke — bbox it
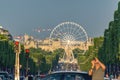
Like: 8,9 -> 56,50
58,33 -> 63,38
75,32 -> 85,38
71,27 -> 81,38
54,28 -> 66,39
61,32 -> 67,38
67,23 -> 70,35
57,24 -> 65,36
71,23 -> 77,34
74,31 -> 85,38
70,25 -> 73,34
75,35 -> 86,41
74,28 -> 82,36
75,35 -> 86,42
62,23 -> 67,33
52,31 -> 61,38
63,37 -> 67,42
53,33 -> 63,40
70,25 -> 77,35
67,26 -> 70,35
58,27 -> 65,36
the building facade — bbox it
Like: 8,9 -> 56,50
23,34 -> 93,51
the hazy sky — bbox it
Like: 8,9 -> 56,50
0,0 -> 119,39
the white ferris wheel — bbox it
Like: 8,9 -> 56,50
49,22 -> 88,53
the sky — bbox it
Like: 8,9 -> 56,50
0,0 -> 120,39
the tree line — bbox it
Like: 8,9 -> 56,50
98,2 -> 120,75
0,36 -> 63,75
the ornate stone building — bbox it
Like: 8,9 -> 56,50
23,34 -> 93,51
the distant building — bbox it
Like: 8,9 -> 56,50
0,26 -> 13,40
23,34 -> 36,49
23,34 -> 93,51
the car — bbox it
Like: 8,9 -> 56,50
20,76 -> 25,80
0,75 -> 5,80
9,74 -> 14,80
35,75 -> 42,80
104,77 -> 110,80
35,74 -> 46,80
28,75 -> 34,80
0,71 -> 9,80
41,71 -> 92,80
40,74 -> 46,78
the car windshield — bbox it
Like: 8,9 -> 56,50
64,74 -> 85,80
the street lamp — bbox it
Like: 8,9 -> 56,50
14,40 -> 21,80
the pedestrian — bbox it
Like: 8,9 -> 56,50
105,73 -> 109,78
88,57 -> 106,80
118,74 -> 120,80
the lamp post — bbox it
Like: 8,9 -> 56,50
14,41 -> 21,80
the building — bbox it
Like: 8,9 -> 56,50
23,34 -> 93,51
0,26 -> 13,40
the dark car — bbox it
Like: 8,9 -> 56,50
35,75 -> 42,80
20,76 -> 25,80
42,71 -> 92,80
0,71 -> 9,80
35,75 -> 46,80
28,75 -> 34,80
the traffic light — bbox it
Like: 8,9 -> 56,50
25,49 -> 30,58
14,41 -> 20,53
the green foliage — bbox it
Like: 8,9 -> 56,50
118,2 -> 120,12
29,48 -> 63,73
0,39 -> 15,72
0,34 -> 8,40
80,61 -> 91,71
73,48 -> 84,58
72,37 -> 104,71
98,2 -> 120,65
94,37 -> 104,48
